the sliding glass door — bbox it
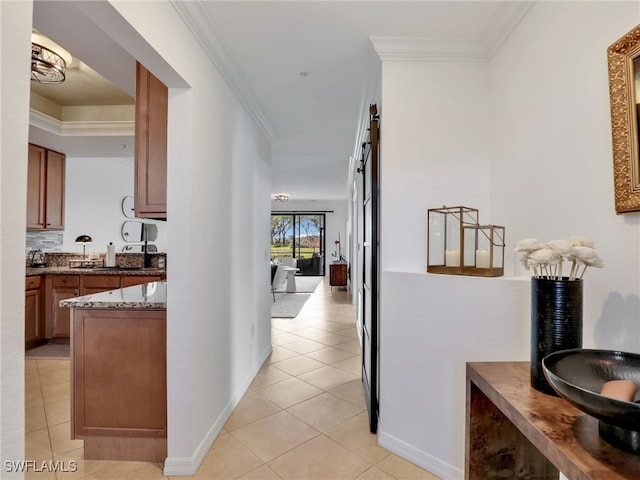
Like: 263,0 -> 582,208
271,213 -> 325,276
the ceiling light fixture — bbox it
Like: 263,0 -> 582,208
299,71 -> 309,77
273,193 -> 290,202
31,43 -> 66,84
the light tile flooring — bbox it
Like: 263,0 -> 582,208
25,277 -> 440,479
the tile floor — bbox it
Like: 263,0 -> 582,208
25,277 -> 440,479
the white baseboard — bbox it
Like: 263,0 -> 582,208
378,429 -> 463,480
162,343 -> 272,476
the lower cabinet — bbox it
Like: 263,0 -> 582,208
71,308 -> 166,461
25,276 -> 44,348
47,275 -> 80,339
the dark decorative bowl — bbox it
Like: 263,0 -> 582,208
542,348 -> 640,454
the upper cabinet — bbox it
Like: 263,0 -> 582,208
27,144 -> 65,230
135,62 -> 167,220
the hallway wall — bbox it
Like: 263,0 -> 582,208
376,55 -> 493,478
103,3 -> 274,472
0,1 -> 32,471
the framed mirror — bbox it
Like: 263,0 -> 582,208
121,221 -> 158,242
608,24 -> 640,213
121,196 -> 136,218
122,221 -> 143,242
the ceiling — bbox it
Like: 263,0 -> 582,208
31,1 -> 530,201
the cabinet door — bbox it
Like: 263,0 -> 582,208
121,275 -> 162,288
48,275 -> 80,339
26,145 -> 65,230
45,150 -> 65,230
135,62 -> 167,219
72,309 -> 167,442
51,287 -> 78,338
27,144 -> 46,230
25,276 -> 43,345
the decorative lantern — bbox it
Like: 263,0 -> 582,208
427,206 -> 479,275
462,224 -> 505,277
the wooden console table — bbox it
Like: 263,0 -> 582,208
329,262 -> 347,290
466,362 -> 639,480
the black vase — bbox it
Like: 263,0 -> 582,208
531,277 -> 583,395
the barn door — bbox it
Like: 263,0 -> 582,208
360,104 -> 379,433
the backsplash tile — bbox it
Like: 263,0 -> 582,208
37,252 -> 167,269
26,231 -> 63,254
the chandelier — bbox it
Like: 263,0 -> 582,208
273,193 -> 290,202
31,43 -> 66,84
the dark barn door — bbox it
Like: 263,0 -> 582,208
360,104 -> 379,433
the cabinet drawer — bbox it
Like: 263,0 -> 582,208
51,275 -> 80,287
121,275 -> 162,287
25,276 -> 41,290
82,275 -> 121,289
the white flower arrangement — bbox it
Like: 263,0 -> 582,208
515,236 -> 604,281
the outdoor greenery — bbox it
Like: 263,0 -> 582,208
271,214 -> 324,260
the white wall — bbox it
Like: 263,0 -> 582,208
379,61 -> 492,273
63,157 -> 167,254
375,2 -> 640,479
489,1 -> 640,351
0,1 -> 31,473
380,273 -> 530,478
376,57 -> 493,479
97,3 -> 274,474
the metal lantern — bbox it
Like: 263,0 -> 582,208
427,206 -> 479,275
462,224 -> 505,277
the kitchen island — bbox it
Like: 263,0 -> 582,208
61,281 -> 166,463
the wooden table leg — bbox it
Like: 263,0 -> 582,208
466,380 -> 559,480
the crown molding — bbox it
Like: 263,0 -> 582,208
370,36 -> 488,62
29,109 -> 134,136
170,1 -> 276,143
371,1 -> 534,63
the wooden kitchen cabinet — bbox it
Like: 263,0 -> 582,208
121,275 -> 163,288
25,276 -> 44,348
71,308 -> 167,461
135,62 -> 167,219
27,144 -> 65,230
46,275 -> 80,339
81,275 -> 121,296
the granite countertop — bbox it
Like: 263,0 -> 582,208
60,281 -> 167,309
26,266 -> 166,276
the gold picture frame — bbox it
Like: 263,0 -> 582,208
608,24 -> 640,213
